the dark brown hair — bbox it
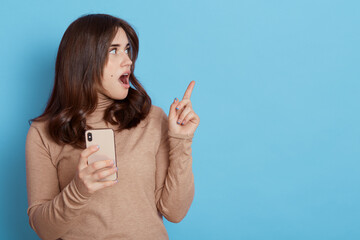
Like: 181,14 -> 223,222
31,14 -> 152,148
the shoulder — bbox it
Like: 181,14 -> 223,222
27,120 -> 49,139
148,105 -> 168,121
26,120 -> 66,164
139,105 -> 168,131
28,119 -> 47,132
26,120 -> 53,146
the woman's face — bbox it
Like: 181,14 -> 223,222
100,27 -> 133,100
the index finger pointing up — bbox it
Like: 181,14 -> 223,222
183,80 -> 195,100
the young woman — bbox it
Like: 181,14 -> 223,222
26,14 -> 200,240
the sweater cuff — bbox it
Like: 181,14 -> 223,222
168,131 -> 194,140
67,179 -> 92,204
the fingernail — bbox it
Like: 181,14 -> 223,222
176,106 -> 179,110
174,97 -> 178,102
96,145 -> 100,149
177,121 -> 181,124
181,122 -> 184,125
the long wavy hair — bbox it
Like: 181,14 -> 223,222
31,14 -> 152,148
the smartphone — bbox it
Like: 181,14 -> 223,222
85,128 -> 117,181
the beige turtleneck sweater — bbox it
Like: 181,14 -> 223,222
25,94 -> 195,240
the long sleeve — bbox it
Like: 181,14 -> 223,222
155,110 -> 195,223
25,124 -> 91,240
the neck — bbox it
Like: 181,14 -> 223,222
86,92 -> 114,127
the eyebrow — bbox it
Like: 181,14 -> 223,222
110,43 -> 130,48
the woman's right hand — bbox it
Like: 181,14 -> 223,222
74,145 -> 118,196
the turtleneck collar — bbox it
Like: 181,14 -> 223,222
86,92 -> 114,127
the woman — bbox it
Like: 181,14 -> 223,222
26,14 -> 200,240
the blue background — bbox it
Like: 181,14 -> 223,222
1,0 -> 359,239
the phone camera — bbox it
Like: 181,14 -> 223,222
87,132 -> 92,142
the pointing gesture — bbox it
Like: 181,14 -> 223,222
183,80 -> 195,99
168,81 -> 200,135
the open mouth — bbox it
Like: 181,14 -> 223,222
119,73 -> 130,89
119,73 -> 129,85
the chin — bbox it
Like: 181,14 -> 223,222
102,88 -> 129,101
113,92 -> 129,100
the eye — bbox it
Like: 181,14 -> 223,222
109,49 -> 116,54
125,47 -> 130,55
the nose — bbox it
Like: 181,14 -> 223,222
120,52 -> 132,67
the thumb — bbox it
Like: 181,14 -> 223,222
78,145 -> 99,170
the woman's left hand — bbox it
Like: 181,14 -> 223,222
168,81 -> 200,136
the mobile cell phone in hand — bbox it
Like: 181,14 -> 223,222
85,129 -> 118,181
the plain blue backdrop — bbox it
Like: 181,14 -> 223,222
1,0 -> 359,239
